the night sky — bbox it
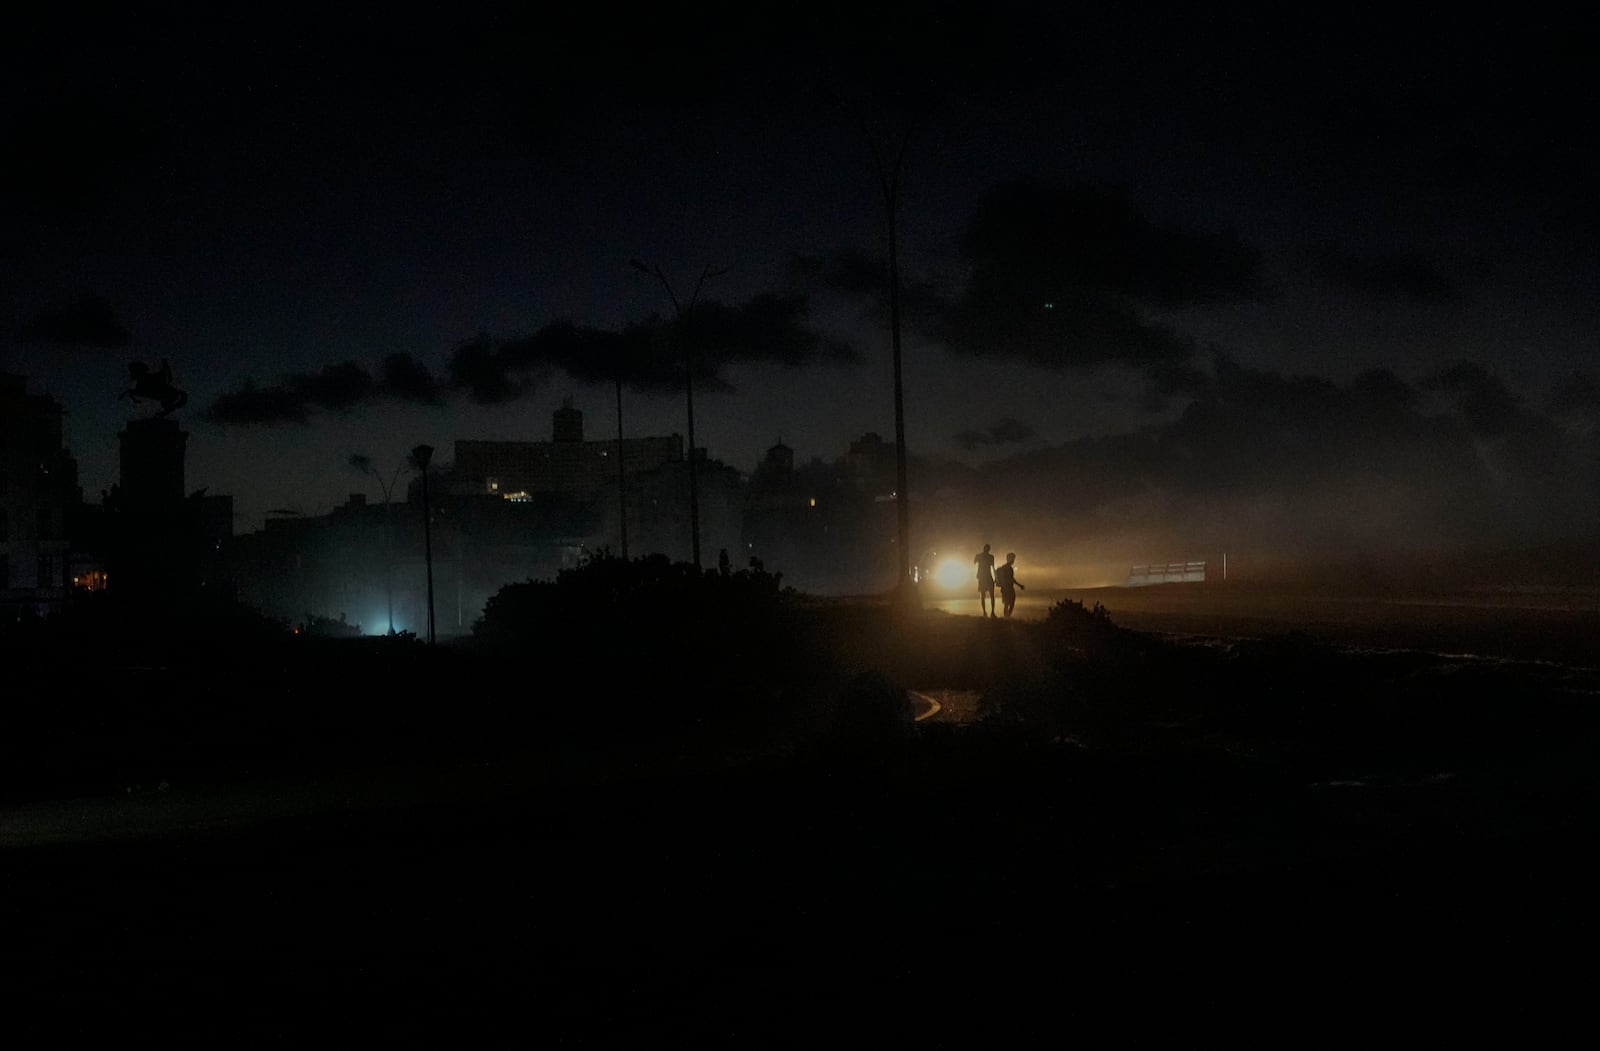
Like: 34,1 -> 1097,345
4,5 -> 1596,583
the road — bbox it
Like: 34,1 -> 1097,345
924,582 -> 1600,666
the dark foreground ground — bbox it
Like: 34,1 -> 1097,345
4,588 -> 1599,1043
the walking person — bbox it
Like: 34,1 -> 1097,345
974,543 -> 997,618
996,551 -> 1026,618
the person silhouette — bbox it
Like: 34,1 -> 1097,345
995,551 -> 1026,617
974,543 -> 997,618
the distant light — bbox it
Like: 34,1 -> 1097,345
1043,302 -> 1054,309
809,497 -> 816,507
935,559 -> 968,591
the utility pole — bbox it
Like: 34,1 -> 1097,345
615,375 -> 628,560
630,258 -> 728,571
411,444 -> 436,645
877,128 -> 915,601
830,88 -> 922,604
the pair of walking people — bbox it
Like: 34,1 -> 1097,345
973,543 -> 1025,618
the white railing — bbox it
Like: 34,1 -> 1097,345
1126,561 -> 1206,586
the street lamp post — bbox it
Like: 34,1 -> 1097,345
875,127 -> 916,602
828,89 -> 923,605
411,444 -> 436,645
615,375 -> 628,561
630,258 -> 727,571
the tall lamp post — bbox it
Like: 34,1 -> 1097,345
615,375 -> 629,560
411,444 -> 436,645
875,125 -> 915,601
629,258 -> 727,571
828,88 -> 923,604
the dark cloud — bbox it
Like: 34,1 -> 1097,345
448,295 -> 858,406
1417,362 -> 1578,495
1137,355 -> 1216,413
511,321 -> 684,394
19,295 -> 132,349
292,361 -> 372,412
944,283 -> 1201,376
205,381 -> 315,426
1158,358 -> 1482,500
1551,371 -> 1600,419
938,357 -> 1596,571
957,181 -> 1268,310
789,249 -> 956,330
1311,244 -> 1460,303
446,335 -> 527,406
379,353 -> 446,406
206,361 -> 375,426
1420,361 -> 1529,438
686,293 -> 860,372
791,251 -> 884,297
800,182 -> 1266,403
935,182 -> 1264,384
209,291 -> 860,423
953,417 -> 1037,452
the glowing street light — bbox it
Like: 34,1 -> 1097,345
349,453 -> 404,634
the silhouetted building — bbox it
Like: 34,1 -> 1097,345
630,449 -> 745,567
450,400 -> 681,503
229,487 -> 598,636
225,408 -> 930,631
0,373 -> 81,619
743,437 -> 894,594
102,413 -> 233,608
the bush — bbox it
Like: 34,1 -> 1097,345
471,552 -> 824,746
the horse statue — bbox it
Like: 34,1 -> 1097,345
119,359 -> 188,416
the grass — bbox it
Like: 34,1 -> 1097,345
5,573 -> 1599,1039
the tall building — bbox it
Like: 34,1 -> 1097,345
451,398 -> 684,503
0,373 -> 81,619
103,409 -> 232,606
448,399 -> 684,555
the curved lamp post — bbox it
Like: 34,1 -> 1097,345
629,258 -> 727,571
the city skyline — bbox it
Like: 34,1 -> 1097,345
5,6 -> 1596,572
